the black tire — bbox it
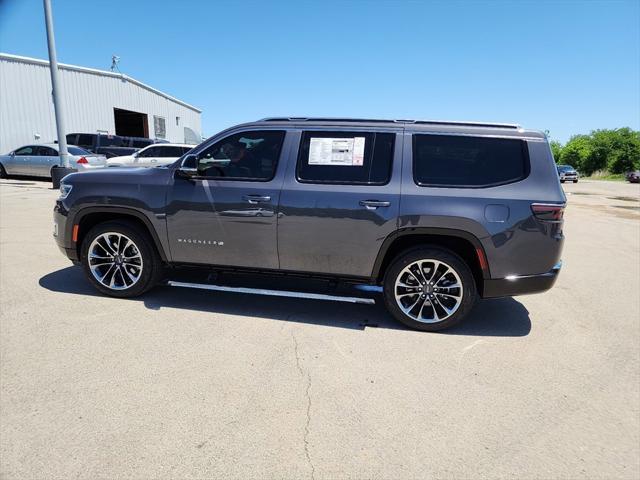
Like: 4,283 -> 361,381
560,179 -> 565,183
383,247 -> 478,332
0,163 -> 7,179
80,220 -> 163,298
573,180 -> 578,183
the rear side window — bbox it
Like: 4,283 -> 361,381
98,135 -> 124,147
38,146 -> 58,156
77,134 -> 95,147
132,139 -> 153,148
161,146 -> 188,157
413,134 -> 528,187
297,131 -> 394,185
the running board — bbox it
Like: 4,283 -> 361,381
167,281 -> 376,305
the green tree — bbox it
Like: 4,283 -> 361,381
560,135 -> 591,171
549,140 -> 563,163
604,128 -> 640,173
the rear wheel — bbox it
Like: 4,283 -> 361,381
383,247 -> 477,331
80,220 -> 162,297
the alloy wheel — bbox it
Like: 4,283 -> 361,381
394,259 -> 464,323
87,232 -> 143,290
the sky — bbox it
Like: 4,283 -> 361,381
0,0 -> 638,143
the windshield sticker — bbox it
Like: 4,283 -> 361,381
308,137 -> 365,166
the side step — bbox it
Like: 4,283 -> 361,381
167,281 -> 376,305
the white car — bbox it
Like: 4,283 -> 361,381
0,143 -> 106,178
106,143 -> 194,168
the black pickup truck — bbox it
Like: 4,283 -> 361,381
65,133 -> 157,158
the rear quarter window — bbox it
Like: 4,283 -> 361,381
413,134 -> 529,188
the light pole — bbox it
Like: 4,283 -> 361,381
43,0 -> 74,187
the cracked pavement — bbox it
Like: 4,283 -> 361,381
1,178 -> 639,479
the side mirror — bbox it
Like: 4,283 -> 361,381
178,153 -> 198,176
9,152 -> 15,157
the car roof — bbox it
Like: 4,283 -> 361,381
217,117 -> 546,140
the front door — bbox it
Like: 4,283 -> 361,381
277,129 -> 402,278
166,129 -> 289,269
10,145 -> 37,175
135,145 -> 161,167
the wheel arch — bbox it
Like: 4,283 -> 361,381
73,207 -> 168,262
372,228 -> 489,294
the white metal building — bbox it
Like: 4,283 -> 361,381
0,53 -> 202,153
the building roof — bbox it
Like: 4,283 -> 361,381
0,52 -> 201,113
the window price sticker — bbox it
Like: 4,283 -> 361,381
308,137 -> 365,166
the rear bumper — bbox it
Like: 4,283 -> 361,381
482,262 -> 562,298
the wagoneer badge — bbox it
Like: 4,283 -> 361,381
177,238 -> 224,246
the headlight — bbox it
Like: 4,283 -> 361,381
59,183 -> 73,199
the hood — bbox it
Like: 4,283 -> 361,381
62,164 -> 173,185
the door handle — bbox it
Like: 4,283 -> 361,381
359,200 -> 390,209
243,194 -> 271,204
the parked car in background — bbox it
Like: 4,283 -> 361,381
0,144 -> 106,178
557,164 -> 579,183
106,144 -> 194,168
66,133 -> 157,158
625,170 -> 640,183
54,117 -> 565,332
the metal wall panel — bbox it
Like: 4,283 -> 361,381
0,54 -> 202,153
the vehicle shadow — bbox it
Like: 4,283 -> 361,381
39,266 -> 531,336
0,176 -> 53,187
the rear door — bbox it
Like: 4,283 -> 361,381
277,128 -> 402,278
35,146 -> 59,177
166,129 -> 290,268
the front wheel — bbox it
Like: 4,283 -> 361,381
0,163 -> 7,179
573,180 -> 578,183
383,247 -> 478,331
80,220 -> 163,297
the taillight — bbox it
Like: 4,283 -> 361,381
531,203 -> 565,221
76,156 -> 88,164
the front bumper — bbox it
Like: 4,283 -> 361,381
482,262 -> 562,298
53,200 -> 79,262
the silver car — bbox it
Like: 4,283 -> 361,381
0,143 -> 107,179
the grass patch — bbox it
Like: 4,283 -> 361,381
584,170 -> 626,181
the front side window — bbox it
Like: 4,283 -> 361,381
413,134 -> 528,187
14,146 -> 35,156
194,130 -> 285,181
296,131 -> 394,185
137,146 -> 159,158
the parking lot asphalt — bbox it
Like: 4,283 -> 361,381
1,178 -> 639,479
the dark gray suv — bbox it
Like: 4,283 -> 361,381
53,118 -> 565,331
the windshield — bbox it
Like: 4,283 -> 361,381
558,166 -> 575,172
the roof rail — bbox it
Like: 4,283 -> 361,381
258,117 -> 521,129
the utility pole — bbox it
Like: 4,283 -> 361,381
43,0 -> 73,187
